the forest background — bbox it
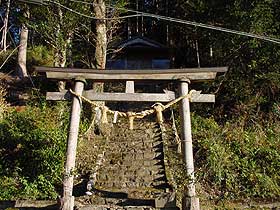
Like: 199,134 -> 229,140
0,0 -> 279,206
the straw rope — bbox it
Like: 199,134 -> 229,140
69,89 -> 198,128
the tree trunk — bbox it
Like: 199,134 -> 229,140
94,0 -> 107,70
17,7 -> 30,79
1,0 -> 11,51
93,0 -> 107,93
66,32 -> 74,67
53,4 -> 67,91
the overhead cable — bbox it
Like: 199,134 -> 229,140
55,0 -> 280,44
50,0 -> 142,20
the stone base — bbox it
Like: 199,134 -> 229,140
155,192 -> 176,208
182,197 -> 200,210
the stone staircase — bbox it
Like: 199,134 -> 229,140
76,120 -> 178,210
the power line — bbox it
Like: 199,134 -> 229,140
67,0 -> 280,45
49,0 -> 142,20
142,13 -> 280,44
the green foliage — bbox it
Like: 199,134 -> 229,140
27,45 -> 53,68
191,113 -> 280,199
0,102 -> 69,199
0,84 -> 8,122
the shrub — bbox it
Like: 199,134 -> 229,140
0,102 -> 69,199
191,114 -> 280,199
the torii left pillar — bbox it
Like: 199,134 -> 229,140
62,78 -> 85,210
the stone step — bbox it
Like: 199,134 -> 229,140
97,165 -> 165,176
96,171 -> 166,183
76,118 -> 177,209
113,122 -> 159,129
78,205 -> 158,210
79,207 -> 179,210
96,173 -> 166,183
99,158 -> 164,167
111,127 -> 159,135
110,130 -> 161,138
76,192 -> 176,208
102,142 -> 164,152
95,180 -> 168,189
103,152 -> 163,162
103,148 -> 163,156
104,135 -> 162,143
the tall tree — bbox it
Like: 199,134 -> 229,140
29,0 -> 87,90
1,0 -> 11,51
92,0 -> 107,94
17,5 -> 30,78
93,0 -> 107,70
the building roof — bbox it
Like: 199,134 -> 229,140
118,36 -> 167,49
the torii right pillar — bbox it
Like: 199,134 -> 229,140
179,79 -> 200,210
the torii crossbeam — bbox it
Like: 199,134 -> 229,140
35,66 -> 227,210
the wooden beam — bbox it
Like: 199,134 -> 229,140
35,66 -> 228,73
47,72 -> 216,81
46,91 -> 72,100
34,67 -> 228,81
191,94 -> 215,103
46,90 -> 215,103
83,91 -> 175,102
47,90 -> 175,102
125,81 -> 135,93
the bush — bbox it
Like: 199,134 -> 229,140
191,114 -> 280,199
0,102 -> 69,199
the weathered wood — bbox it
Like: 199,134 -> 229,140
179,80 -> 200,210
35,66 -> 228,73
46,72 -> 217,81
46,91 -> 174,102
34,66 -> 228,81
125,81 -> 135,93
46,90 -> 175,102
179,81 -> 196,197
46,91 -> 72,100
84,91 -> 175,102
46,90 -> 215,103
190,93 -> 215,103
62,79 -> 85,210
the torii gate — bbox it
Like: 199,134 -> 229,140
35,66 -> 227,210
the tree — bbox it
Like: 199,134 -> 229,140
1,0 -> 11,51
17,5 -> 30,78
92,0 -> 107,94
174,0 -> 280,120
29,0 -> 88,90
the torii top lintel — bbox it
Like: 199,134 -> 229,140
35,66 -> 228,82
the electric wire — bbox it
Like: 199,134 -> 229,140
65,0 -> 280,44
49,0 -> 142,20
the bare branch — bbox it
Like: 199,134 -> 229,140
0,44 -> 21,69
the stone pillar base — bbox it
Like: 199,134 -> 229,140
182,196 -> 200,210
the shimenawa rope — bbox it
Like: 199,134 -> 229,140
69,89 -> 198,129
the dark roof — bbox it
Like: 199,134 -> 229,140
118,36 -> 167,49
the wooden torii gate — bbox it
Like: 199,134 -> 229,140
35,66 -> 227,210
